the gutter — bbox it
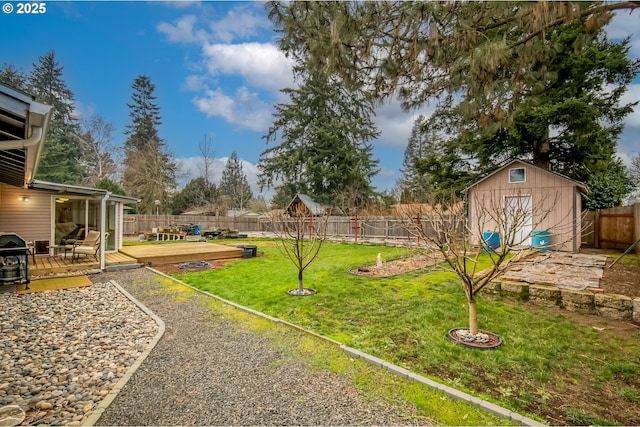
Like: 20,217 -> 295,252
0,101 -> 53,186
0,126 -> 43,149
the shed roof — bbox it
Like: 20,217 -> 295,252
285,193 -> 331,216
0,83 -> 53,188
462,159 -> 588,193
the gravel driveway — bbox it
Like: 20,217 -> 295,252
94,268 -> 429,426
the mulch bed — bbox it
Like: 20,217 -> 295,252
350,254 -> 444,277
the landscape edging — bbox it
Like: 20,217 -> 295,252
147,267 -> 545,426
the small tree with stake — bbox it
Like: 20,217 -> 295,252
401,190 -> 561,347
269,204 -> 329,296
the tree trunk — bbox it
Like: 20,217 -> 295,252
298,269 -> 304,291
468,298 -> 478,335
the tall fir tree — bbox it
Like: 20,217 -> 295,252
122,75 -> 177,214
219,151 -> 253,210
400,115 -> 433,203
259,67 -> 379,210
0,64 -> 28,89
410,23 -> 638,205
27,50 -> 82,184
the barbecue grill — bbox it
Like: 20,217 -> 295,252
0,233 -> 30,287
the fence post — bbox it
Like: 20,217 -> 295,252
594,209 -> 600,249
352,216 -> 359,243
635,203 -> 640,255
414,214 -> 421,245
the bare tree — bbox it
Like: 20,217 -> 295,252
198,133 -> 216,186
401,190 -> 562,340
74,115 -> 118,186
268,204 -> 329,296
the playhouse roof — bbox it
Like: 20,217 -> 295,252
285,194 -> 332,216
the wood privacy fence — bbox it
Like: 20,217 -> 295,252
124,214 -> 464,243
582,203 -> 640,253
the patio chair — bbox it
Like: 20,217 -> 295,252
72,231 -> 108,261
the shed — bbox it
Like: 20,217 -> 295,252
463,160 -> 587,252
285,194 -> 332,216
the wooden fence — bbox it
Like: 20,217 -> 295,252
124,214 -> 463,243
582,203 -> 640,253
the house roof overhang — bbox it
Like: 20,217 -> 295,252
0,83 -> 53,188
462,159 -> 588,194
30,179 -> 140,204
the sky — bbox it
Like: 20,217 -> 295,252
1,1 -> 639,199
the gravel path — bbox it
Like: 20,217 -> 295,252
94,268 -> 429,426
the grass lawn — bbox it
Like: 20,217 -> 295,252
167,239 -> 640,426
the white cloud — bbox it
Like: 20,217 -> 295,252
176,155 -> 261,193
208,5 -> 272,43
192,86 -> 272,132
374,99 -> 437,148
157,15 -> 208,44
608,11 -> 640,57
621,83 -> 640,128
201,42 -> 294,92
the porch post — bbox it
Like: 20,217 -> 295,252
99,192 -> 109,270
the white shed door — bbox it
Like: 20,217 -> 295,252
504,195 -> 532,247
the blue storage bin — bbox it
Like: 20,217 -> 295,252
531,230 -> 551,252
482,231 -> 500,251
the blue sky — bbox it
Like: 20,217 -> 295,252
1,1 -> 639,198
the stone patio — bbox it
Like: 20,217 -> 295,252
502,252 -> 608,291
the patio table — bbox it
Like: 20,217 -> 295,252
47,244 -> 73,258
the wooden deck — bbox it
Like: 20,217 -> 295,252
119,242 -> 243,265
29,251 -> 138,277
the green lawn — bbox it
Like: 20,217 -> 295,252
169,239 -> 640,426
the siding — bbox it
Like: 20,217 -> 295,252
468,163 -> 582,252
0,183 -> 52,244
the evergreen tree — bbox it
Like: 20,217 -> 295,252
219,151 -> 253,210
400,115 -> 433,202
0,64 -> 28,89
27,50 -> 82,183
408,23 -> 638,204
583,160 -> 635,210
259,67 -> 379,210
122,75 -> 177,214
170,177 -> 218,215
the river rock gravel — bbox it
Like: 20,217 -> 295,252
0,279 -> 158,426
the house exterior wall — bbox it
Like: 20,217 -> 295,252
468,163 -> 582,252
0,182 -> 126,253
0,183 -> 52,244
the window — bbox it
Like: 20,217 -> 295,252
509,167 -> 526,183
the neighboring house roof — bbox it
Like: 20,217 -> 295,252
285,193 -> 331,216
0,83 -> 53,188
462,159 -> 588,193
30,179 -> 139,203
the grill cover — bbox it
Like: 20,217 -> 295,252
0,233 -> 28,250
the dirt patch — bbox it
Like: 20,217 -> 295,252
350,254 -> 444,277
591,253 -> 640,298
153,258 -> 240,275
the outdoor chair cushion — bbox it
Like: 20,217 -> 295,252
72,231 -> 104,260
